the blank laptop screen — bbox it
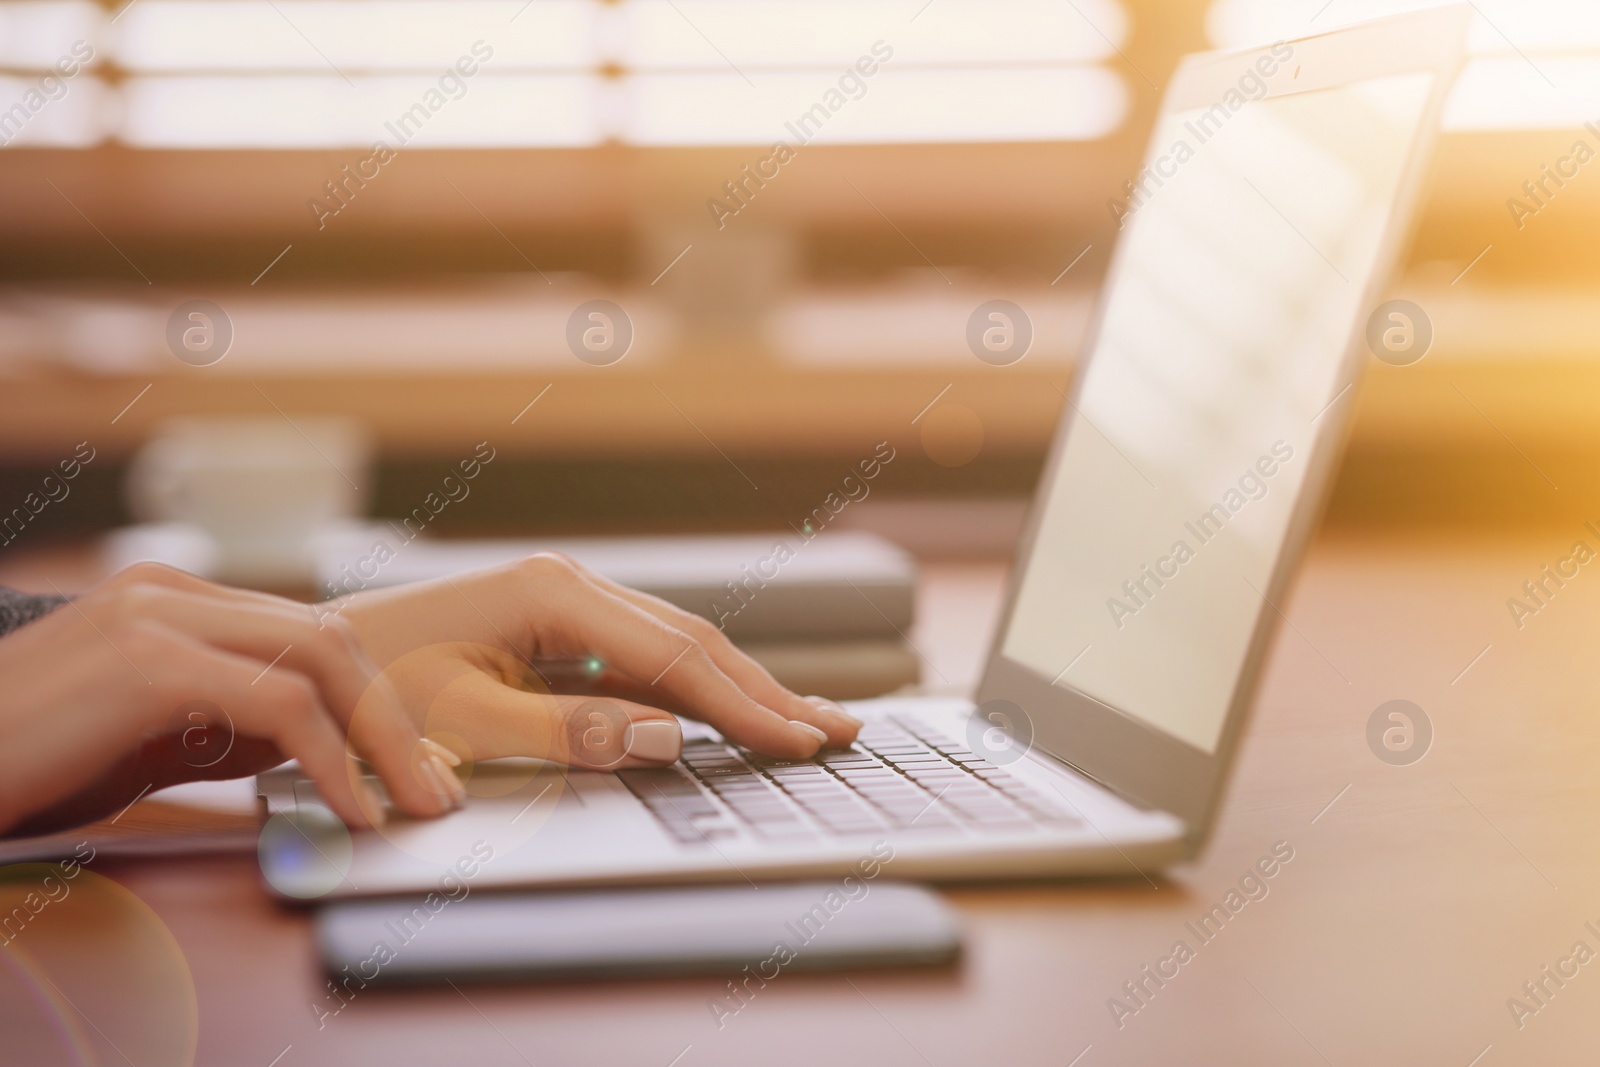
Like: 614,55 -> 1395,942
1002,71 -> 1435,754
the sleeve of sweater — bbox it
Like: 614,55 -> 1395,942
0,587 -> 69,637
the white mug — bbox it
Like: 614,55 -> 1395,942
126,416 -> 371,586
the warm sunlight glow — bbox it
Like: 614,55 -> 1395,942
1209,0 -> 1600,129
0,0 -> 1131,147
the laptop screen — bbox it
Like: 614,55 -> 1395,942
1001,71 -> 1435,754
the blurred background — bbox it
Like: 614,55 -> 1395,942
0,0 -> 1594,568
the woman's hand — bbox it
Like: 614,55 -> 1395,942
334,552 -> 862,772
0,563 -> 452,837
0,552 -> 859,838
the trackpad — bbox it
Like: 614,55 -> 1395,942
316,882 -> 961,982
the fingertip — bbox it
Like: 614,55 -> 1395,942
788,719 -> 829,753
421,736 -> 462,768
624,718 -> 682,763
723,709 -> 832,759
801,695 -> 863,743
334,754 -> 382,830
437,759 -> 467,808
419,749 -> 467,811
805,695 -> 863,729
379,740 -> 462,818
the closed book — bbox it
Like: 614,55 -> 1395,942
741,638 -> 920,700
314,529 -> 916,641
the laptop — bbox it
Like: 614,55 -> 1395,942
258,8 -> 1470,899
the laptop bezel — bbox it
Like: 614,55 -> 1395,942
974,7 -> 1473,853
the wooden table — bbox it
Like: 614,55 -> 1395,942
6,530 -> 1600,1065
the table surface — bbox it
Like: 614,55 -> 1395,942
6,530 -> 1600,1066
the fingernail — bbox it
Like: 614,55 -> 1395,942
788,719 -> 830,747
806,695 -> 862,728
625,719 -> 683,763
419,754 -> 465,810
417,757 -> 447,798
420,737 -> 462,768
430,754 -> 466,808
359,780 -> 388,829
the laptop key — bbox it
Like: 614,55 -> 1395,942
695,765 -> 759,778
904,771 -> 968,785
771,781 -> 837,794
818,818 -> 883,833
739,805 -> 805,820
649,797 -> 718,819
618,768 -> 702,797
624,721 -> 1082,845
751,822 -> 815,839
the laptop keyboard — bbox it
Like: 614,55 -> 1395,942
617,716 -> 1081,846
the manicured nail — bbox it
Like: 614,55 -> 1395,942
430,753 -> 466,807
417,757 -> 447,796
625,719 -> 683,763
788,720 -> 829,747
419,754 -> 465,809
420,737 -> 462,768
806,695 -> 862,728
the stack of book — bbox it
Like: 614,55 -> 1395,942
314,530 -> 920,699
